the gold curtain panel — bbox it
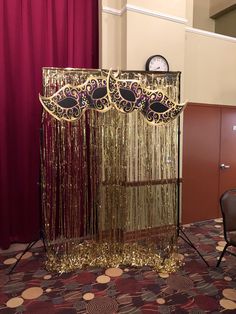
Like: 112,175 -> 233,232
40,68 -> 186,273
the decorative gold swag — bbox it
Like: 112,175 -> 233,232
40,68 -> 186,273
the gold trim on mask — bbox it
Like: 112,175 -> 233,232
40,69 -> 187,124
39,75 -> 111,121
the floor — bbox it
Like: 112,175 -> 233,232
0,219 -> 236,313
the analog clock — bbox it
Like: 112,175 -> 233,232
145,55 -> 169,72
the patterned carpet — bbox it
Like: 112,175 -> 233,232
1,219 -> 236,313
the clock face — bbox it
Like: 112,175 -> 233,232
146,55 -> 169,72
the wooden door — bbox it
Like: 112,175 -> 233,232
219,108 -> 236,195
182,104 -> 221,223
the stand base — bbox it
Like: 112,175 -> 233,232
178,226 -> 209,267
216,244 -> 236,267
8,236 -> 46,275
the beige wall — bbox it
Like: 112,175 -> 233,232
193,0 -> 215,32
185,30 -> 236,105
100,12 -> 121,69
186,0 -> 194,26
125,12 -> 185,73
215,9 -> 236,37
210,0 -> 236,17
120,12 -> 127,69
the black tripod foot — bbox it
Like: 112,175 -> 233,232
178,226 -> 209,267
8,237 -> 46,275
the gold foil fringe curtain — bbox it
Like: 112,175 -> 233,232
41,68 -> 182,273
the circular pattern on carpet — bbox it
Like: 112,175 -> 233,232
156,298 -> 165,304
83,293 -> 95,301
167,274 -> 194,291
159,273 -> 169,278
96,275 -> 110,284
171,253 -> 184,261
105,267 -> 123,277
15,252 -> 32,260
3,258 -> 17,265
217,256 -> 226,261
87,296 -> 118,314
44,274 -> 52,280
21,287 -> 43,300
220,298 -> 236,310
6,297 -> 24,308
217,241 -> 226,247
222,288 -> 236,301
117,294 -> 132,304
214,218 -> 222,223
224,276 -> 232,281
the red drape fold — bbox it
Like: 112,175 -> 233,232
0,0 -> 98,249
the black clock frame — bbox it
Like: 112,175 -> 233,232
145,54 -> 169,72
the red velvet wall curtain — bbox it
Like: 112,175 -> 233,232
0,0 -> 98,249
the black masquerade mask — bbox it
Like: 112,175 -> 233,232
39,70 -> 186,125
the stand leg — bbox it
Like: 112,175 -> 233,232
178,226 -> 209,267
8,235 -> 46,275
216,244 -> 228,267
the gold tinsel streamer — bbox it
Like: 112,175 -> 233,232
41,68 -> 182,273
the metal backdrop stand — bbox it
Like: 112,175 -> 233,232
8,71 -> 207,275
8,231 -> 46,275
8,126 -> 46,275
176,89 -> 209,267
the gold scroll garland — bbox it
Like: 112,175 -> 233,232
40,68 -> 185,273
